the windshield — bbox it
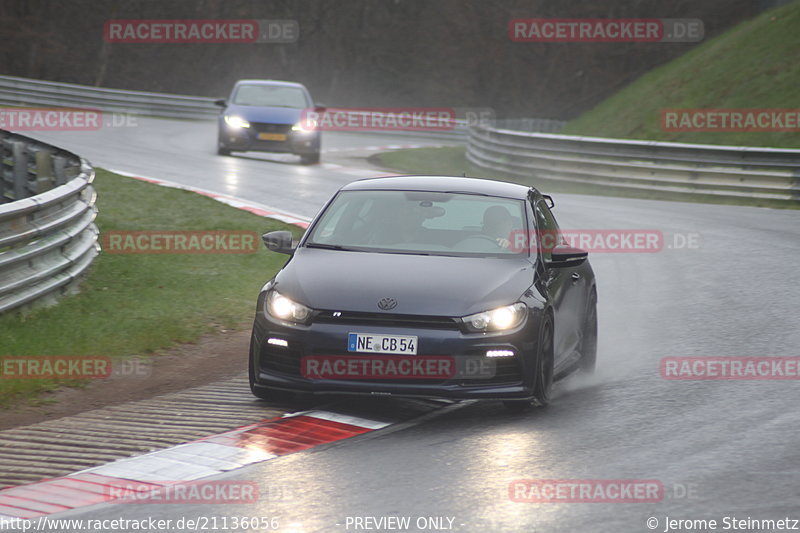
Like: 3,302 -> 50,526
306,190 -> 527,256
232,84 -> 309,108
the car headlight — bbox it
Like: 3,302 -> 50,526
291,119 -> 317,133
224,115 -> 250,128
265,290 -> 313,323
461,303 -> 527,332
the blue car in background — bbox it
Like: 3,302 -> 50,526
215,79 -> 323,165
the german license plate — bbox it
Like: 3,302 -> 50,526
258,133 -> 287,141
347,333 -> 418,355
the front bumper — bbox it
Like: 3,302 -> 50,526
250,309 -> 543,401
219,124 -> 320,154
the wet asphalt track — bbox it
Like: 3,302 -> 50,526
23,119 -> 800,532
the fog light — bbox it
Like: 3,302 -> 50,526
486,349 -> 514,358
268,338 -> 289,347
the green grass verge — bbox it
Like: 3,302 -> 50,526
562,1 -> 800,148
373,146 -> 798,209
0,169 -> 302,406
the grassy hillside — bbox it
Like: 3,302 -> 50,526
562,1 -> 800,148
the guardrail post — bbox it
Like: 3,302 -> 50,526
12,141 -> 27,201
53,155 -> 67,186
34,149 -> 54,194
0,140 -> 7,201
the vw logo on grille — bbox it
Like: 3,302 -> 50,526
377,297 -> 398,311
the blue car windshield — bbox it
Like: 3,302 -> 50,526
232,85 -> 309,108
306,190 -> 528,256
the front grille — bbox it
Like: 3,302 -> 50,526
314,311 -> 460,330
251,123 -> 293,134
308,348 -> 522,386
260,340 -> 523,387
309,348 -> 449,385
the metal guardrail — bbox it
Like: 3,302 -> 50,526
0,75 -> 564,141
0,75 -> 477,140
8,74 -> 794,203
493,118 -> 566,134
0,75 -> 218,119
467,123 -> 800,202
0,130 -> 99,314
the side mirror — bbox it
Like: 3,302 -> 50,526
542,195 -> 555,209
262,231 -> 295,255
547,245 -> 587,268
214,99 -> 227,107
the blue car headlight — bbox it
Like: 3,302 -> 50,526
291,119 -> 318,133
461,302 -> 527,332
224,115 -> 250,129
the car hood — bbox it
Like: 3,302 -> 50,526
273,248 -> 534,316
224,104 -> 302,124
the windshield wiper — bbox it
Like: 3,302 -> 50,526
305,243 -> 362,252
373,249 -> 434,256
237,104 -> 299,108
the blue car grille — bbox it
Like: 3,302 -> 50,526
251,123 -> 293,134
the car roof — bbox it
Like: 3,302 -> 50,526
341,175 -> 535,200
233,79 -> 307,89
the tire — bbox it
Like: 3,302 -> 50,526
503,315 -> 554,411
217,142 -> 231,156
532,317 -> 554,406
299,151 -> 320,165
579,290 -> 598,374
248,342 -> 294,402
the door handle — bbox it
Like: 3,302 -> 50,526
571,272 -> 581,281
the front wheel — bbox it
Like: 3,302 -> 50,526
217,144 -> 231,156
299,152 -> 320,165
503,316 -> 554,411
579,291 -> 598,374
